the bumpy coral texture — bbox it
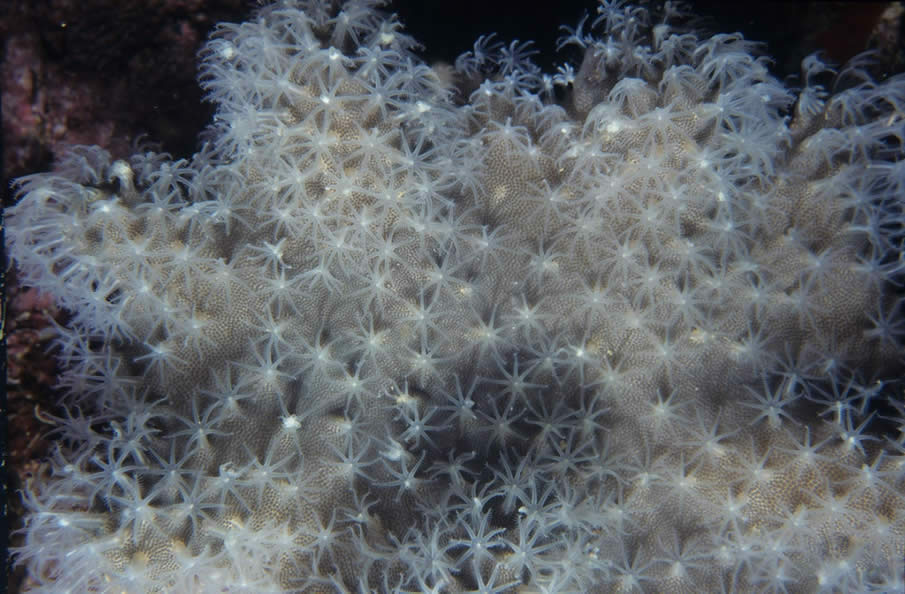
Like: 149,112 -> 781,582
7,1 -> 905,592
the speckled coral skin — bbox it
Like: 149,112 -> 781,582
6,1 -> 905,592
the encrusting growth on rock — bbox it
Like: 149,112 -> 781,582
6,1 -> 905,591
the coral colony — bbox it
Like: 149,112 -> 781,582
6,1 -> 905,591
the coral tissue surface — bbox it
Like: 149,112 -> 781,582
6,1 -> 905,592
